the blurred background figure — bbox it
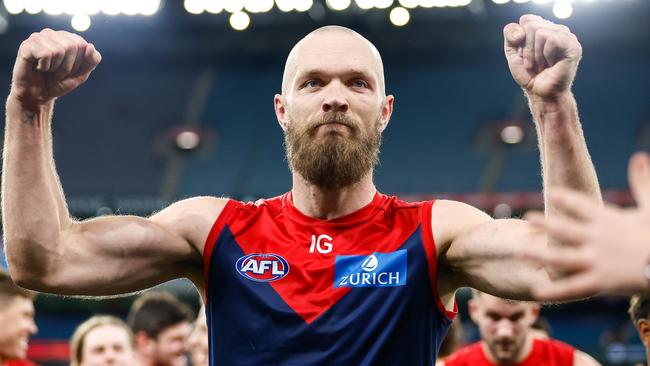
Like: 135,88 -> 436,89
0,270 -> 38,366
69,315 -> 136,366
127,292 -> 193,366
628,295 -> 650,366
437,317 -> 464,363
530,316 -> 553,340
187,306 -> 208,366
442,291 -> 600,366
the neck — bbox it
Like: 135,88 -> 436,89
482,335 -> 534,366
291,173 -> 376,220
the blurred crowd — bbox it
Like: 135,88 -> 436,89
0,270 -> 208,366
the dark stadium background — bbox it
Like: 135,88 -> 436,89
0,0 -> 648,364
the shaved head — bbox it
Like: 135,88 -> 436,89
281,26 -> 386,96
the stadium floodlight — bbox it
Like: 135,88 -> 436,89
275,0 -> 294,12
224,0 -> 244,13
374,0 -> 393,8
398,0 -> 418,9
184,0 -> 205,14
356,0 -> 374,9
294,0 -> 313,12
389,6 -> 409,26
139,0 -> 160,15
4,0 -> 24,14
326,0 -> 351,11
100,0 -> 121,15
553,0 -> 572,18
512,0 -> 529,3
207,0 -> 225,13
24,0 -> 41,14
492,0 -> 509,4
418,0 -> 434,8
71,13 -> 91,31
42,0 -> 64,15
229,10 -> 249,30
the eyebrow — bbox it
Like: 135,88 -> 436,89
295,68 -> 376,83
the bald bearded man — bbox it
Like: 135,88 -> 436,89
4,16 -> 600,365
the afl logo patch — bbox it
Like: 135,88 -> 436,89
236,253 -> 290,282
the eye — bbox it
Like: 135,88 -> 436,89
351,79 -> 369,88
302,79 -> 321,89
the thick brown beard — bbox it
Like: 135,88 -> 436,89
284,112 -> 382,190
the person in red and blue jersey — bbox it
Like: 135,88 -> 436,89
441,291 -> 600,366
3,14 -> 601,366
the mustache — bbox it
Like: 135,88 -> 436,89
309,113 -> 359,132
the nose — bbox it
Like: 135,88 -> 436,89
29,320 -> 38,335
496,320 -> 514,338
321,81 -> 349,113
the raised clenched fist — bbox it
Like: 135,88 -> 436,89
504,14 -> 582,99
10,28 -> 101,106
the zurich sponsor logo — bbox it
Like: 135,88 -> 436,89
334,250 -> 407,288
236,253 -> 290,283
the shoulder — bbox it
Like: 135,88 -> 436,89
430,199 -> 493,250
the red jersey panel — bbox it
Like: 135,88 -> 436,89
444,339 -> 576,366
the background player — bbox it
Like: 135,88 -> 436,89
629,294 -> 650,366
0,271 -> 38,366
127,292 -> 193,366
69,315 -> 136,366
442,291 -> 600,366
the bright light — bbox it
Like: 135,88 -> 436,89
207,0 -> 224,13
294,0 -> 312,11
4,0 -> 23,14
100,0 -> 120,15
121,0 -> 139,15
224,0 -> 244,12
229,11 -> 249,30
184,0 -> 205,14
139,0 -> 160,15
553,0 -> 572,19
356,0 -> 374,9
175,131 -> 201,150
513,0 -> 529,3
24,0 -> 42,14
398,0 -> 418,8
493,203 -> 512,219
500,125 -> 524,144
389,6 -> 409,26
492,0 -> 509,4
42,0 -> 63,15
71,13 -> 91,31
275,0 -> 294,11
375,0 -> 393,8
419,0 -> 434,7
326,0 -> 351,11
81,1 -> 100,15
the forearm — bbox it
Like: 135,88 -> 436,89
2,94 -> 72,280
530,92 -> 601,210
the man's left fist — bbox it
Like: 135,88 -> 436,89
504,14 -> 582,99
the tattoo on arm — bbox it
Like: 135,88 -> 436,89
21,111 -> 36,125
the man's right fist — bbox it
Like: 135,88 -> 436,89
10,28 -> 101,106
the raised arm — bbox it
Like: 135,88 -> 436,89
2,29 -> 225,296
434,15 -> 601,303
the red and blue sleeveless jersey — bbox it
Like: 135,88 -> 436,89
444,339 -> 576,366
202,192 -> 457,365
